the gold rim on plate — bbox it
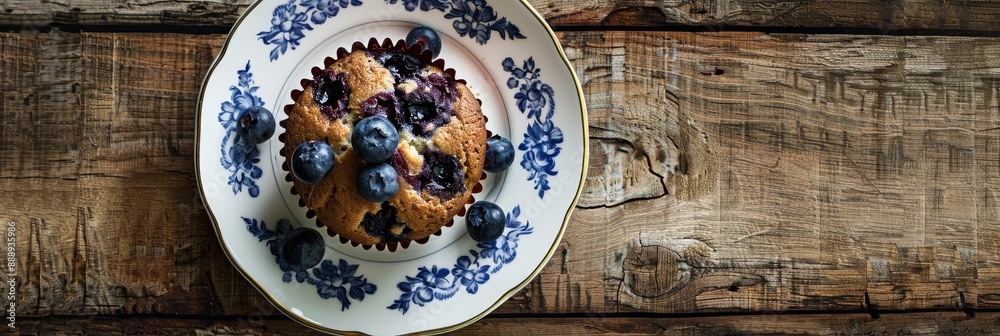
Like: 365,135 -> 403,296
194,1 -> 589,334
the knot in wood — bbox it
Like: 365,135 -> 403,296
623,243 -> 689,298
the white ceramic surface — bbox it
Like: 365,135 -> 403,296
195,0 -> 587,334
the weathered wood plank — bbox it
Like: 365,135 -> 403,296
4,30 -> 1000,318
531,31 -> 1000,315
0,31 -> 239,317
0,0 -> 248,28
14,312 -> 1000,335
4,0 -> 1000,32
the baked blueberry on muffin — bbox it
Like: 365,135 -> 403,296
281,37 -> 487,248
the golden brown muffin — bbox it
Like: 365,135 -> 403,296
281,39 -> 486,248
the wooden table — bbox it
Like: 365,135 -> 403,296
4,0 -> 1000,334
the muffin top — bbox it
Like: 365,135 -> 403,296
282,39 -> 487,247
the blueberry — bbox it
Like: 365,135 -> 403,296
392,75 -> 456,137
278,227 -> 325,272
466,201 -> 505,243
360,92 -> 400,119
406,26 -> 442,59
313,70 -> 351,120
419,150 -> 465,200
352,116 -> 400,163
357,162 -> 399,203
292,141 -> 335,184
236,106 -> 276,144
484,135 -> 515,173
398,100 -> 444,137
360,203 -> 410,242
406,103 -> 434,122
381,53 -> 423,78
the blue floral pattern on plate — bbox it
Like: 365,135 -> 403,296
388,0 -> 526,45
219,61 -> 266,197
196,0 -> 587,332
388,206 -> 533,314
258,0 -> 364,61
503,57 -> 562,198
246,217 -> 377,311
259,0 -> 524,61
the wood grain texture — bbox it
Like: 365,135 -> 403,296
0,31 -> 240,317
3,30 -> 1000,320
14,312 -> 1000,335
4,0 -> 1000,32
507,30 -> 1000,315
0,0 -> 248,28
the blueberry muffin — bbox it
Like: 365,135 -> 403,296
281,38 -> 487,248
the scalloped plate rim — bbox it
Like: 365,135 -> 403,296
194,0 -> 589,334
